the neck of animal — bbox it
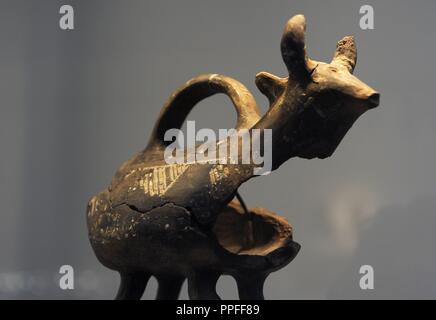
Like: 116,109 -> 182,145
250,80 -> 307,172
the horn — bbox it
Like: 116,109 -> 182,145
331,36 -> 357,73
280,14 -> 316,83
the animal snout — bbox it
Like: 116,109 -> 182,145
367,92 -> 380,109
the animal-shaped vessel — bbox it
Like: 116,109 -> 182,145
87,14 -> 379,299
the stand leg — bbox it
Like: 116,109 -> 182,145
156,275 -> 185,300
115,271 -> 150,300
235,272 -> 267,300
187,270 -> 221,300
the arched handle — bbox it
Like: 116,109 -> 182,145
146,74 -> 261,151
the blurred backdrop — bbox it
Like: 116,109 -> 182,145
1,0 -> 436,299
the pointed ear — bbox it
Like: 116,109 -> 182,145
255,72 -> 287,107
280,14 -> 313,82
331,36 -> 357,73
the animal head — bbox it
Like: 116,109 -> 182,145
255,14 -> 379,160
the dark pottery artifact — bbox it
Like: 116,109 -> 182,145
87,14 -> 379,300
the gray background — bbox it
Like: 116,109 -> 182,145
0,0 -> 435,299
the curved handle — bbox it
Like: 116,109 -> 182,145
146,74 -> 261,151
